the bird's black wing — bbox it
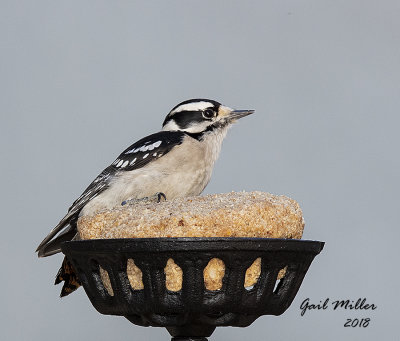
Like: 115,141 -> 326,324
111,131 -> 186,171
36,131 -> 186,257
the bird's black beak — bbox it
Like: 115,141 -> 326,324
217,106 -> 255,122
229,109 -> 255,120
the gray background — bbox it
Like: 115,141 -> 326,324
1,1 -> 399,340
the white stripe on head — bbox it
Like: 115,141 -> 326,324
171,101 -> 214,114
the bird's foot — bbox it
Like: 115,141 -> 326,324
121,192 -> 167,206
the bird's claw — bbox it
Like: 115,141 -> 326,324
156,192 -> 167,202
121,192 -> 167,206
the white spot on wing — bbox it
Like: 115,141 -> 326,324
121,160 -> 129,168
143,153 -> 149,159
129,158 -> 137,165
127,140 -> 163,153
153,153 -> 157,156
117,160 -> 123,167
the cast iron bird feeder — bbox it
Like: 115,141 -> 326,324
61,237 -> 324,341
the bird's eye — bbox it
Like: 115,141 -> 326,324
202,109 -> 215,119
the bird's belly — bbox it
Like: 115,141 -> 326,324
156,168 -> 211,198
80,163 -> 212,216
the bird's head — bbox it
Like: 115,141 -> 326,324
162,99 -> 254,136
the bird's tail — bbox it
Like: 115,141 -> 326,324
55,257 -> 81,297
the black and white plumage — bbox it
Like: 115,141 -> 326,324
36,98 -> 254,296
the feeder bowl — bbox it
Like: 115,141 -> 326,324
62,237 -> 324,341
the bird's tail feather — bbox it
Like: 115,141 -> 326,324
55,257 -> 81,297
36,213 -> 77,255
37,228 -> 77,257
